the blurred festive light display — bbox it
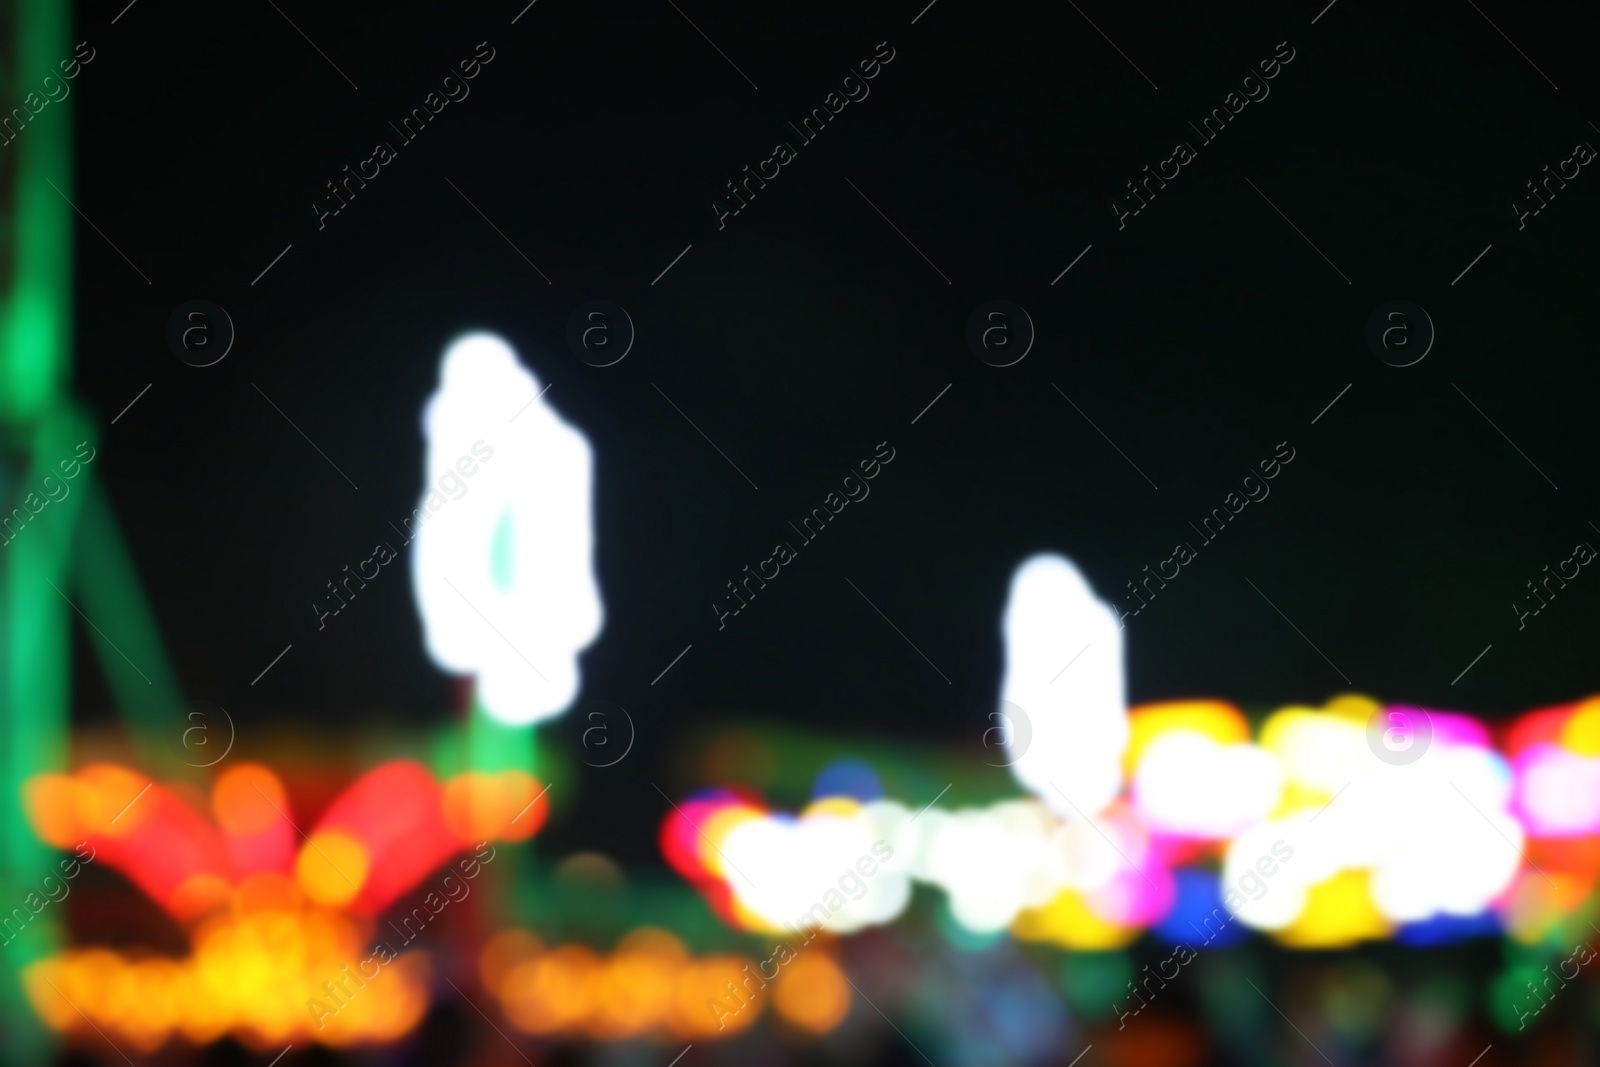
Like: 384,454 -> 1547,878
650,555 -> 1567,958
17,517 -> 1600,1054
661,691 -> 1589,954
6,268 -> 1599,1061
18,761 -> 544,1048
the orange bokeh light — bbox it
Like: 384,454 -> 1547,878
212,763 -> 289,836
294,831 -> 370,907
773,951 -> 851,1034
441,770 -> 547,843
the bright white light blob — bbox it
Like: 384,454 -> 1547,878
1134,732 -> 1284,838
999,554 -> 1128,820
714,796 -> 1147,936
1515,745 -> 1600,836
412,332 -> 603,724
719,803 -> 914,934
1229,732 -> 1522,930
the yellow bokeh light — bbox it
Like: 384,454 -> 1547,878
502,945 -> 603,1034
801,796 -> 863,820
1125,701 -> 1249,777
75,764 -> 152,837
1560,697 -> 1600,756
23,896 -> 430,1050
1011,888 -> 1141,950
441,770 -> 545,842
22,773 -> 81,848
480,928 -> 544,995
294,832 -> 369,906
1273,869 -> 1390,949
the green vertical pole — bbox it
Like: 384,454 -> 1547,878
0,0 -> 74,1058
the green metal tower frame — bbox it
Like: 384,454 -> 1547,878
2,0 -> 77,1057
0,1 -> 193,1057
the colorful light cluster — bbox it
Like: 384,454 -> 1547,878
19,760 -> 546,1048
23,875 -> 433,1050
663,694 -> 1600,952
478,927 -> 852,1039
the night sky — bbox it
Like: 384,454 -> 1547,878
69,0 -> 1600,863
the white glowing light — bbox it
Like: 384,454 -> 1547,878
713,795 -> 1154,936
1134,732 -> 1284,838
718,803 -> 913,934
1223,815 -> 1312,930
1270,711 -> 1368,795
1360,745 -> 1521,923
1516,746 -> 1600,836
412,333 -> 603,724
1233,734 -> 1523,930
999,554 -> 1128,820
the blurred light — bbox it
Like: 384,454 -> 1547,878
212,764 -> 286,836
22,773 -> 79,848
486,933 -> 769,1042
501,945 -> 603,1034
1274,869 -> 1391,949
479,928 -> 544,994
1497,868 -> 1591,944
1086,861 -> 1175,928
1124,701 -> 1249,777
412,332 -> 602,725
1133,732 -> 1282,839
23,895 -> 431,1048
998,553 -> 1128,821
1501,702 -> 1575,760
553,852 -> 625,887
294,831 -> 369,906
812,758 -> 883,802
441,769 -> 547,842
718,800 -> 902,934
1512,744 -> 1600,836
308,760 -> 461,916
1395,910 -> 1501,946
1056,951 -> 1133,1021
773,952 -> 851,1033
212,763 -> 296,877
1012,888 -> 1140,950
1560,697 -> 1600,755
1153,869 -> 1247,947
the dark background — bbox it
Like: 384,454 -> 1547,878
70,0 -> 1600,872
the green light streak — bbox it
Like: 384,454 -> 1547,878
1,0 -> 75,1055
0,0 -> 72,428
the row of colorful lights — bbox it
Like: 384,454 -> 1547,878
18,690 -> 1600,1051
16,752 -> 861,1051
664,693 -> 1600,953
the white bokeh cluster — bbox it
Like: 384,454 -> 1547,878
412,333 -> 603,725
1515,746 -> 1600,835
1133,732 -> 1284,838
1224,717 -> 1522,929
706,554 -> 1527,939
718,796 -> 1148,936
